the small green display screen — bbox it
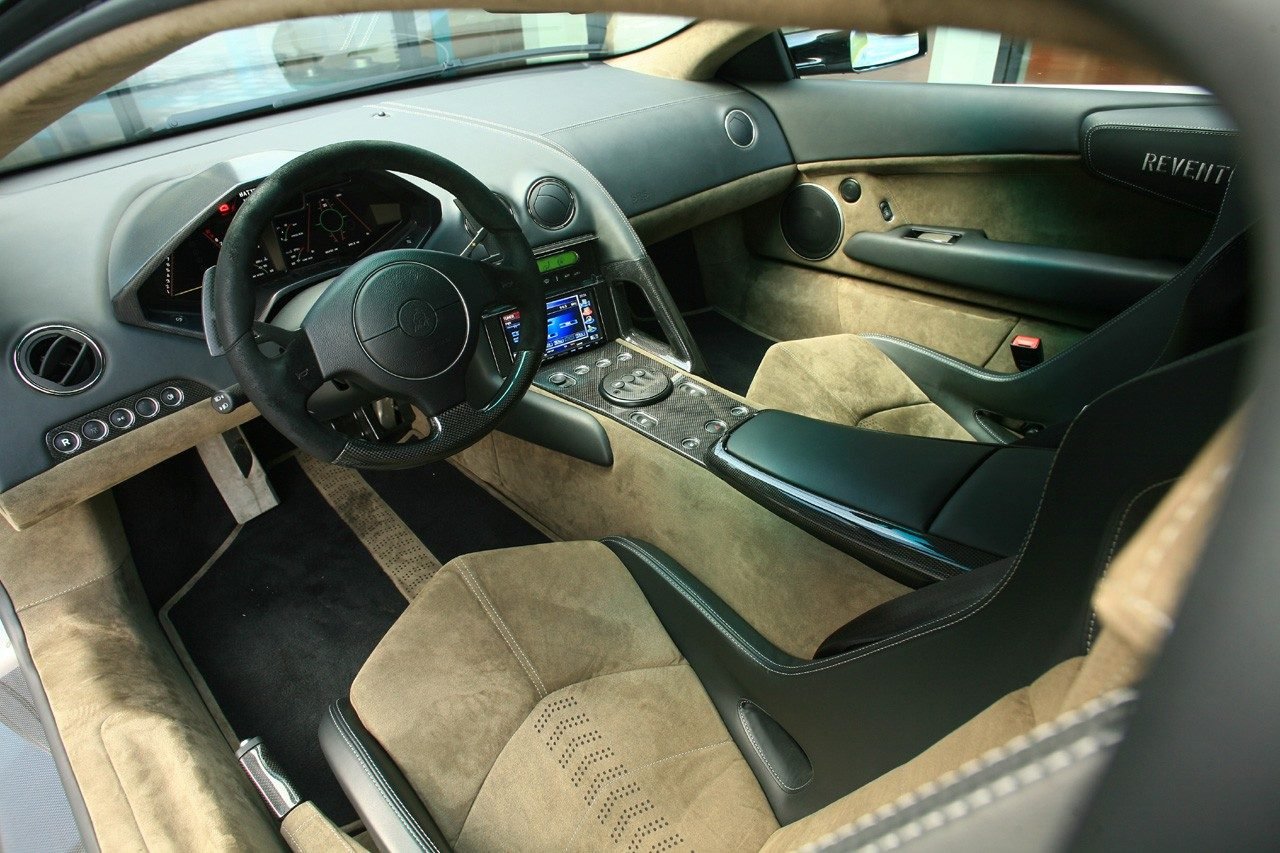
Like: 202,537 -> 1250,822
537,249 -> 579,274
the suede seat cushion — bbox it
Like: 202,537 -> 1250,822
349,541 -> 778,852
747,334 -> 972,441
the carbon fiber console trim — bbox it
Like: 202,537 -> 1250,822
533,344 -> 753,466
706,441 -> 996,586
43,378 -> 213,463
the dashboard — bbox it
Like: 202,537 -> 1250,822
0,62 -> 792,496
129,171 -> 441,330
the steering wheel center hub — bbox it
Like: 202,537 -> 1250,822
353,260 -> 468,380
397,299 -> 439,338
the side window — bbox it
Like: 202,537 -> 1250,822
783,27 -> 1185,87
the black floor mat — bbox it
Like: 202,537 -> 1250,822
683,310 -> 774,396
161,455 -> 549,824
166,459 -> 405,824
363,461 -> 548,563
115,449 -> 238,611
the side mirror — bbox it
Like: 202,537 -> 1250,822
784,29 -> 927,75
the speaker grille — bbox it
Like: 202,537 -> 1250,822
780,184 -> 843,260
724,109 -> 757,148
13,326 -> 103,395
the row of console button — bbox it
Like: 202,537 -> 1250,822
46,382 -> 207,461
52,386 -> 185,453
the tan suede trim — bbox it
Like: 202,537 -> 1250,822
760,656 -> 1084,852
0,401 -> 258,532
351,545 -> 774,852
735,157 -> 1208,332
281,802 -> 367,853
451,406 -> 908,659
351,542 -> 686,840
764,411 -> 1248,851
1093,408 -> 1245,659
456,665 -> 777,851
0,497 -> 281,850
693,215 -> 1029,365
747,334 -> 972,440
631,165 -> 796,246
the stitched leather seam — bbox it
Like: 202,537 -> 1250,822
17,564 -> 121,611
1084,477 -> 1178,651
455,561 -> 548,697
972,411 -> 1010,444
736,702 -> 802,792
1122,459 -> 1235,633
809,689 -> 1135,851
330,705 -> 437,853
544,90 -> 729,135
1084,124 -> 1236,213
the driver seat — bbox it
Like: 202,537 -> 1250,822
314,411 -> 1239,852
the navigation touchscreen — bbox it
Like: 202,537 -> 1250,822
500,289 -> 604,360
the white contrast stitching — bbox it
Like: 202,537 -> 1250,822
737,702 -> 803,791
1121,459 -> 1235,634
455,561 -> 548,697
329,705 -> 439,853
17,565 -> 120,611
1083,123 -> 1236,213
1084,477 -> 1178,650
801,689 -> 1136,852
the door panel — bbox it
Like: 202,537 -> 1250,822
695,80 -> 1224,372
743,79 -> 1216,161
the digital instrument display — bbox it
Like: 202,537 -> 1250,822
501,290 -> 604,361
138,178 -> 417,317
536,249 -> 579,274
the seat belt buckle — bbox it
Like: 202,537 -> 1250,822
1010,335 -> 1043,371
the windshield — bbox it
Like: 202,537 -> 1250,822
0,11 -> 691,173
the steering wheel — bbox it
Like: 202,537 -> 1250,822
213,141 -> 546,468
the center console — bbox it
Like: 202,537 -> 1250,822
482,237 -> 1051,591
481,236 -> 754,466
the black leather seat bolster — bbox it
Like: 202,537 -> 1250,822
815,557 -> 1012,658
319,699 -> 452,853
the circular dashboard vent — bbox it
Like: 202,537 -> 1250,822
780,184 -> 844,261
13,325 -> 104,395
724,109 -> 757,148
525,177 -> 576,231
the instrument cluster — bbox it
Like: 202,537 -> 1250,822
136,171 -> 440,329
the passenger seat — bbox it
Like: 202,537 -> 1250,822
759,409 -> 1242,849
747,180 -> 1251,443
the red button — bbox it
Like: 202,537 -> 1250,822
1011,335 -> 1042,349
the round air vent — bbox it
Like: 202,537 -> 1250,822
780,184 -> 844,261
724,109 -> 757,149
13,325 -> 104,395
525,177 -> 576,231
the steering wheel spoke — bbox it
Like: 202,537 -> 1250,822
477,255 -> 528,308
276,327 -> 326,401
